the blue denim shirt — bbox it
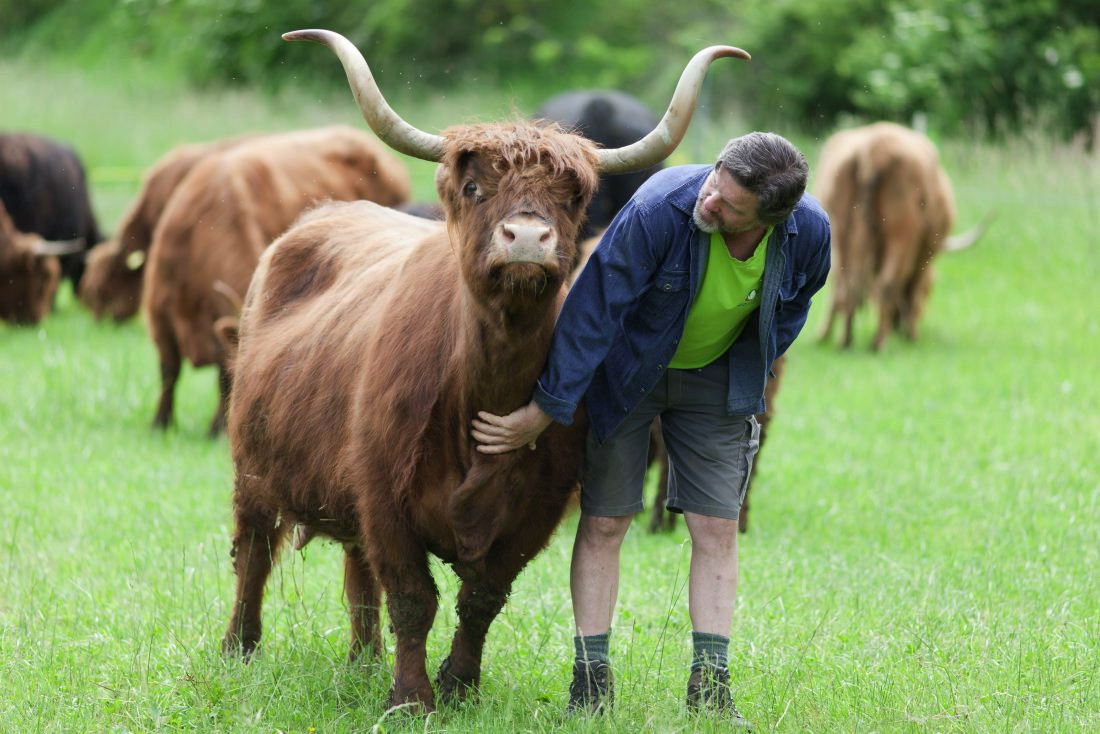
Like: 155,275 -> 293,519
534,164 -> 831,444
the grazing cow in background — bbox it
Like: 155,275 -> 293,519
534,89 -> 664,240
0,202 -> 84,325
79,135 -> 252,322
143,124 -> 411,436
221,28 -> 745,713
815,122 -> 991,351
0,132 -> 104,291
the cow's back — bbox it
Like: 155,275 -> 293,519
80,137 -> 247,319
143,126 -> 412,367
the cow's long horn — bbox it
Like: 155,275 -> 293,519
944,210 -> 995,252
31,238 -> 85,257
596,46 -> 751,175
283,29 -> 445,162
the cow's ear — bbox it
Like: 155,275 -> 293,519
434,163 -> 452,202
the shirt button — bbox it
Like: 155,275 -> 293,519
663,283 -> 672,291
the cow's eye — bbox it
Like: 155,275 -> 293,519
462,180 -> 481,200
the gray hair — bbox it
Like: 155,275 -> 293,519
717,132 -> 808,226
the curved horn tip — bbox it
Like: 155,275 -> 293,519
282,29 -> 332,43
714,45 -> 751,61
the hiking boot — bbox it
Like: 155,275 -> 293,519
566,659 -> 613,715
686,664 -> 752,729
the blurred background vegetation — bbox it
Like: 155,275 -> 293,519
1,0 -> 1097,146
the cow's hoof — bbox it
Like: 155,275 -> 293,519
220,631 -> 259,659
434,655 -> 478,705
384,687 -> 434,715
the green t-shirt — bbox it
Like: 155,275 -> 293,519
668,228 -> 770,368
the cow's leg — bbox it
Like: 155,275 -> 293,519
150,321 -> 181,430
647,470 -> 671,532
434,579 -> 511,705
871,253 -> 908,351
646,420 -> 674,533
817,297 -> 839,344
207,364 -> 232,438
222,488 -> 286,656
343,543 -> 383,661
899,266 -> 933,342
366,525 -> 438,711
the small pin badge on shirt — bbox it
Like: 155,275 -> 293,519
746,289 -> 757,301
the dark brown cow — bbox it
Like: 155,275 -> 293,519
142,125 -> 411,436
0,132 -> 103,290
0,202 -> 83,325
815,122 -> 990,351
79,136 -> 251,322
221,29 -> 747,713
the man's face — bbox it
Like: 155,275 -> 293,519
692,165 -> 763,234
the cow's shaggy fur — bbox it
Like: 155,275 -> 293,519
222,120 -> 598,712
815,122 -> 963,350
0,203 -> 61,325
141,125 -> 410,435
80,136 -> 251,322
0,132 -> 103,289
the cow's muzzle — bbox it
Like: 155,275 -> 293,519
490,215 -> 559,271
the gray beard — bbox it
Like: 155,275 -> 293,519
692,206 -> 719,233
693,207 -> 762,235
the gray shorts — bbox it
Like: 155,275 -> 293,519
580,356 -> 761,520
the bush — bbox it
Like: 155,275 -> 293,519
4,0 -> 1097,146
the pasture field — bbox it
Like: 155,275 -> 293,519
2,57 -> 1099,732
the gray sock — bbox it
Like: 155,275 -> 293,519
574,632 -> 611,665
691,631 -> 729,670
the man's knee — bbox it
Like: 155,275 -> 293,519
578,514 -> 632,545
684,513 -> 739,551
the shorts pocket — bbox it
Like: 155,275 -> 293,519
737,415 -> 762,507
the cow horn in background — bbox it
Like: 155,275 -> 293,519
944,210 -> 996,252
283,29 -> 445,162
596,45 -> 751,175
31,238 -> 85,257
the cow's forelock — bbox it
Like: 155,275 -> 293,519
432,122 -> 601,313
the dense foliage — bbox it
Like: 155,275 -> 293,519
2,0 -> 1097,143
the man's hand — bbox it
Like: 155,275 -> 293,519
472,400 -> 554,454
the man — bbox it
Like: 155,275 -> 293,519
472,132 -> 830,726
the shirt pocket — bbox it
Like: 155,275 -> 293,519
638,268 -> 691,320
776,269 -> 807,313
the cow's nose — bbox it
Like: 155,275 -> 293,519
497,220 -> 556,264
501,222 -> 552,246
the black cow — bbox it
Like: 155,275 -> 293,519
533,90 -> 664,239
0,132 -> 103,290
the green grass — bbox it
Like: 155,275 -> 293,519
2,55 -> 1099,732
